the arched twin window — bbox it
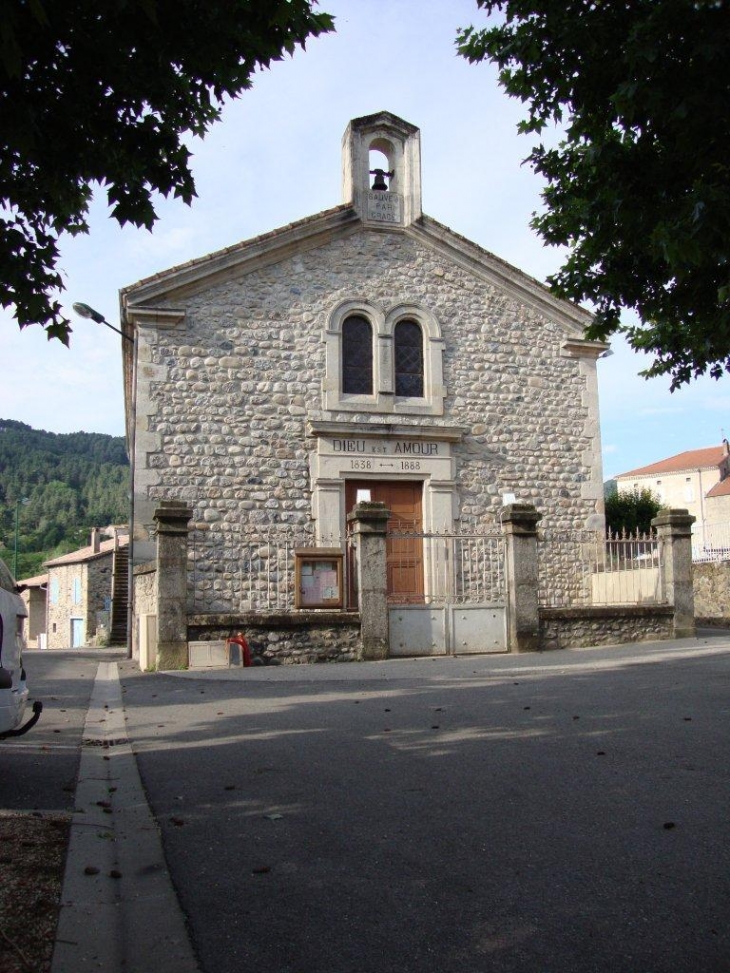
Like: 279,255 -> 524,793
325,301 -> 444,416
342,315 -> 424,398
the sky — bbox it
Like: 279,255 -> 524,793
1,0 -> 727,480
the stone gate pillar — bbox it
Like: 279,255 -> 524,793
502,503 -> 542,653
652,508 -> 696,638
347,502 -> 390,660
154,500 -> 193,670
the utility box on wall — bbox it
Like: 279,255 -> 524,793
188,640 -> 231,669
294,549 -> 344,609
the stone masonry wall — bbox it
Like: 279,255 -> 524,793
134,229 -> 603,615
540,606 -> 675,651
20,588 -> 46,649
132,564 -> 157,663
46,554 -> 117,648
693,561 -> 730,620
187,613 -> 361,664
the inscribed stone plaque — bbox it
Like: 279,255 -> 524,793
366,191 -> 402,224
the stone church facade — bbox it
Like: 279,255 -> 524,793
121,112 -> 606,639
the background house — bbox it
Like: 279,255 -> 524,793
615,443 -> 730,556
18,573 -> 47,649
42,528 -> 129,649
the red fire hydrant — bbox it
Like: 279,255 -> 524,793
226,632 -> 252,668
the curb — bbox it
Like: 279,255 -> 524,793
52,662 -> 199,973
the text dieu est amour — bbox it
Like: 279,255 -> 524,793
330,439 -> 440,456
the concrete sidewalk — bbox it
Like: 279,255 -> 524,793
52,662 -> 199,973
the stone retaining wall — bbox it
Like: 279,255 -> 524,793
187,611 -> 361,664
693,561 -> 730,620
539,605 -> 675,651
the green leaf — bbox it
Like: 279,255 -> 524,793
0,0 -> 335,341
457,0 -> 730,389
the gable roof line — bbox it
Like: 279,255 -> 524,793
17,573 -> 48,587
616,445 -> 725,478
44,536 -> 129,568
121,204 -> 358,308
350,110 -> 420,136
706,478 -> 730,498
121,206 -> 592,334
408,216 -> 592,335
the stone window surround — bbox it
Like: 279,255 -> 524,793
323,299 -> 445,416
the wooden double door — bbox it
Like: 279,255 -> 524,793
346,480 -> 424,603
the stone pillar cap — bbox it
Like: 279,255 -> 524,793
347,502 -> 391,523
652,508 -> 696,530
153,500 -> 193,528
501,503 -> 542,527
155,499 -> 193,512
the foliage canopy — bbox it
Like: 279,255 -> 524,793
604,487 -> 662,536
457,0 -> 730,388
0,419 -> 129,577
0,0 -> 333,342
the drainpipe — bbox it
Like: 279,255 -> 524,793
697,467 -> 705,547
124,323 -> 138,661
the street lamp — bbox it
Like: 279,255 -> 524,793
13,498 -> 29,579
72,302 -> 134,344
74,300 -> 136,658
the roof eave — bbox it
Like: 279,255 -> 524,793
44,539 -> 127,568
120,204 -> 360,312
406,215 -> 594,337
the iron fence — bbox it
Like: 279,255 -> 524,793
384,528 -> 505,606
538,528 -> 664,608
692,522 -> 730,563
188,520 -> 668,615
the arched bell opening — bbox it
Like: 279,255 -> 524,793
368,139 -> 395,192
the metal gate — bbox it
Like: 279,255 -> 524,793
387,529 -> 507,656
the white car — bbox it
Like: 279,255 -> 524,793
0,559 -> 42,739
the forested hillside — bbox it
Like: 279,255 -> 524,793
0,419 -> 129,578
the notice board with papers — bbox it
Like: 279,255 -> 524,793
294,549 -> 344,609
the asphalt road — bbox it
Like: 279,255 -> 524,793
118,635 -> 730,973
0,650 -> 123,811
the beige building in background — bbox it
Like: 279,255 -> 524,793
42,529 -> 129,649
616,443 -> 730,553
